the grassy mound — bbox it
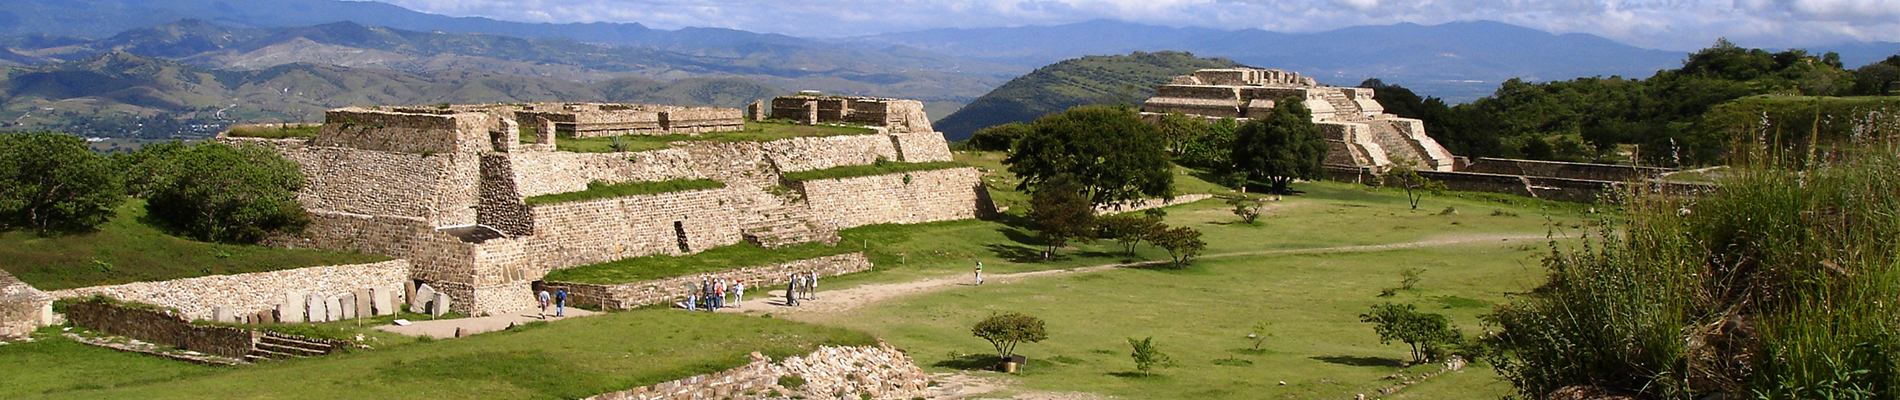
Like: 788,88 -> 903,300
0,200 -> 387,290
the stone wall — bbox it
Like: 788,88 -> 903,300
539,253 -> 870,310
583,341 -> 928,400
794,167 -> 992,230
1464,157 -> 1671,181
1,270 -> 56,338
889,130 -> 954,162
318,108 -> 493,154
761,134 -> 901,172
274,212 -> 473,283
524,187 -> 746,272
507,148 -> 704,198
48,261 -> 412,322
62,299 -> 258,358
283,146 -> 469,222
1096,194 -> 1214,215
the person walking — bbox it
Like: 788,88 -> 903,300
687,291 -> 699,311
785,273 -> 799,306
537,289 -> 551,318
733,279 -> 745,308
974,261 -> 983,286
712,279 -> 726,309
554,288 -> 567,317
807,272 -> 818,301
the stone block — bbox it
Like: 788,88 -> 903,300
431,292 -> 450,317
326,296 -> 343,321
282,292 -> 307,323
411,284 -> 435,314
211,307 -> 231,323
307,293 -> 328,323
258,310 -> 278,325
353,289 -> 373,318
39,303 -> 54,326
370,286 -> 394,316
339,293 -> 357,320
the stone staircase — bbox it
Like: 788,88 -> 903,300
1316,91 -> 1360,119
244,332 -> 336,362
741,205 -> 826,248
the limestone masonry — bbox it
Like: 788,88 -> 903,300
1146,68 -> 1691,202
216,97 -> 990,316
1143,68 -> 1457,172
1,269 -> 56,339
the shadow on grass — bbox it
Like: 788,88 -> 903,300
984,243 -> 1051,263
1311,355 -> 1405,367
1108,371 -> 1171,380
932,353 -> 1001,370
1230,348 -> 1274,356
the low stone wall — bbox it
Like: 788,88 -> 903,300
318,108 -> 493,154
538,253 -> 870,310
525,187 -> 746,272
890,130 -> 953,162
49,260 -> 412,322
584,341 -> 929,400
795,167 -> 992,231
1096,194 -> 1214,215
63,299 -> 258,358
762,134 -> 900,173
1464,157 -> 1671,181
1,270 -> 56,338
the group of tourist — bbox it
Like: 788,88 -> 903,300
536,287 -> 568,318
782,271 -> 820,306
684,277 -> 745,311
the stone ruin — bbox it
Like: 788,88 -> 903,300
1145,68 -> 1696,202
764,94 -> 935,133
0,269 -> 56,339
1143,68 -> 1457,172
212,98 -> 988,316
425,102 -> 744,140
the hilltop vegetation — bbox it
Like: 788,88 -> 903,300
935,51 -> 1242,141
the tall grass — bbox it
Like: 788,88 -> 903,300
1489,140 -> 1900,399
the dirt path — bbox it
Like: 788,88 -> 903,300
726,232 -> 1557,319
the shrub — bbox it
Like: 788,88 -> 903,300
1149,225 -> 1206,269
145,143 -> 309,244
971,312 -> 1048,359
1360,302 -> 1461,363
1127,336 -> 1173,376
0,132 -> 125,234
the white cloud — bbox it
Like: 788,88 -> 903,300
367,0 -> 1900,50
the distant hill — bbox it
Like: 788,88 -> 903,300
934,51 -> 1243,141
0,52 -> 787,137
856,20 -> 1696,102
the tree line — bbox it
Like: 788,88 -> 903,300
0,132 -> 309,243
1365,40 -> 1900,167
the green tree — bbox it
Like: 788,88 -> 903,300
1384,160 -> 1447,210
1174,117 -> 1237,170
0,132 -> 125,234
1094,213 -> 1161,256
1359,302 -> 1461,363
112,140 -> 187,198
1227,195 -> 1264,224
962,122 -> 1030,152
1127,336 -> 1173,376
145,143 -> 310,244
1230,97 -> 1326,194
1006,105 -> 1173,207
1025,174 -> 1094,259
972,312 -> 1048,359
1148,225 -> 1206,269
1249,321 -> 1274,350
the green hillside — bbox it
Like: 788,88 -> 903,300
0,52 -> 787,138
934,51 -> 1243,141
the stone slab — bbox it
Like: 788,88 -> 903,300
307,293 -> 328,323
353,289 -> 372,319
431,292 -> 450,317
370,287 -> 394,316
282,292 -> 306,323
339,294 -> 357,320
411,284 -> 435,314
211,307 -> 231,323
326,296 -> 342,321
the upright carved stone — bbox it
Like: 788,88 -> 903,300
282,292 -> 307,323
411,284 -> 436,314
307,293 -> 328,323
353,289 -> 373,318
370,286 -> 395,316
431,292 -> 451,317
339,293 -> 358,320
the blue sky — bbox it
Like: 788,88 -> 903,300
365,0 -> 1900,50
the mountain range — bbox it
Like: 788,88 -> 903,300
1,0 -> 1895,139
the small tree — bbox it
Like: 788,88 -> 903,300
971,312 -> 1048,359
146,143 -> 310,244
1025,174 -> 1094,258
1148,225 -> 1206,269
1385,160 -> 1447,211
1127,336 -> 1173,376
1227,195 -> 1264,224
1094,213 -> 1161,255
1249,321 -> 1274,350
0,132 -> 125,234
1359,302 -> 1461,363
1006,105 -> 1174,207
963,122 -> 1030,152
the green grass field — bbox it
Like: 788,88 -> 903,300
547,121 -> 877,153
0,200 -> 388,290
1,310 -> 873,399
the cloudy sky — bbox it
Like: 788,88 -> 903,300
368,0 -> 1900,50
